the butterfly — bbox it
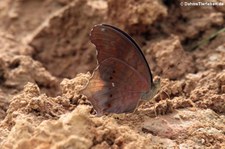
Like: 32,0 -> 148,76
82,24 -> 160,115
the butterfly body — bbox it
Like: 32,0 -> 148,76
82,24 -> 158,115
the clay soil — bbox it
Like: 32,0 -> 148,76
0,0 -> 225,148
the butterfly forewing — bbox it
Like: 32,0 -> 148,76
90,24 -> 153,86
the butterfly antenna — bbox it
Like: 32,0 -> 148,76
160,90 -> 171,100
154,104 -> 158,117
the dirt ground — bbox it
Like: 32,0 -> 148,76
0,0 -> 225,148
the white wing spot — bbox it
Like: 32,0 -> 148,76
112,82 -> 115,87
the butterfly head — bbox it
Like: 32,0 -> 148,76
141,77 -> 161,101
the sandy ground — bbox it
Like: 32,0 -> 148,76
0,0 -> 225,148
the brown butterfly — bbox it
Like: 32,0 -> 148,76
82,24 -> 159,115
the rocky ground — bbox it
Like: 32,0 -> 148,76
0,0 -> 224,148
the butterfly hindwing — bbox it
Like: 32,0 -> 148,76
83,57 -> 148,115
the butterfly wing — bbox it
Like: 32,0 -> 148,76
90,24 -> 153,87
82,24 -> 154,114
83,57 -> 149,115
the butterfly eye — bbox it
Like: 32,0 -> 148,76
112,70 -> 116,73
101,28 -> 106,32
109,76 -> 113,80
110,94 -> 113,97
